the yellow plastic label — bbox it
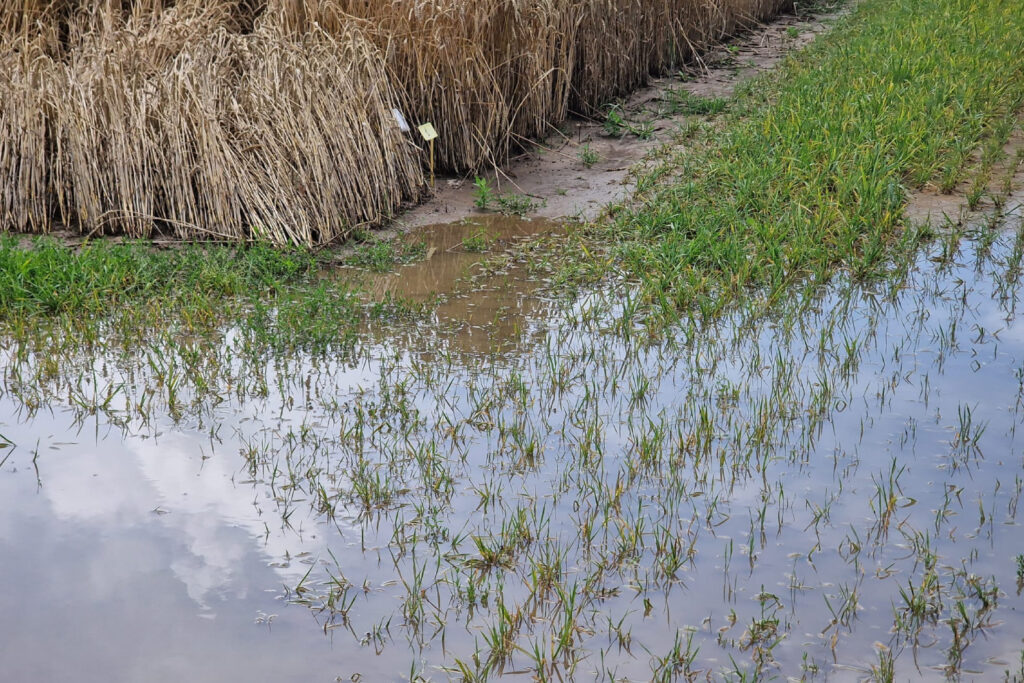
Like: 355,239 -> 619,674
417,123 -> 439,142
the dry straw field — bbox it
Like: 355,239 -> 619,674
1,0 -> 785,245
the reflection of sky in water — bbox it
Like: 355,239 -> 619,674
37,426 -> 328,602
4,222 -> 1024,679
0,415 -> 381,682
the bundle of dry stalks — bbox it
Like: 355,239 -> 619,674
318,0 -> 588,170
304,0 -> 515,171
289,0 -> 787,169
572,0 -> 788,111
224,25 -> 426,244
0,45 -> 53,233
486,1 -> 580,144
1,0 -> 425,245
1,0 -> 788,244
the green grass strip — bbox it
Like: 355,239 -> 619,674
0,236 -> 419,355
604,0 -> 1024,320
0,237 -> 316,316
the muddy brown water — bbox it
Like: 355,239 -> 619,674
345,214 -> 565,355
359,214 -> 561,300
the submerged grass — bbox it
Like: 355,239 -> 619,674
346,237 -> 428,273
9,195 -> 1024,678
590,0 -> 1024,323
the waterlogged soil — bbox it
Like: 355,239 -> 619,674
3,188 -> 1024,680
905,129 -> 1024,229
341,214 -> 565,355
396,6 -> 851,231
357,215 -> 562,301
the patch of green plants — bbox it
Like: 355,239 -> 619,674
462,228 -> 492,253
603,104 -> 628,137
0,235 -> 316,317
579,143 -> 600,168
581,0 -> 1024,325
0,235 -> 423,357
603,104 -> 654,139
473,176 -> 495,210
472,177 -> 544,216
664,89 -> 729,116
347,237 -> 427,273
633,120 -> 655,140
871,648 -> 895,683
496,193 -> 543,216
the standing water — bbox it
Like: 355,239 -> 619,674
2,209 -> 1024,680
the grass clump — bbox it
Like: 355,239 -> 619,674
462,229 -> 492,253
347,238 -> 427,273
579,143 -> 600,168
473,177 -> 543,217
0,236 -> 418,357
603,104 -> 655,139
496,194 -> 544,217
593,0 -> 1024,322
663,89 -> 728,116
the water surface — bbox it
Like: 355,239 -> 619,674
3,211 -> 1024,680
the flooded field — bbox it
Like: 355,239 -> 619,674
3,201 -> 1024,681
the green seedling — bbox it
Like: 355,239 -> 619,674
462,228 -> 491,253
580,143 -> 600,168
473,176 -> 495,210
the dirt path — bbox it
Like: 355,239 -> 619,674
392,5 -> 853,232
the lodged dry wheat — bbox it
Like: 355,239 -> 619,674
0,0 -> 787,245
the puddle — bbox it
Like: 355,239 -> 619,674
0,430 -> 342,682
4,204 -> 1024,679
346,214 -> 565,355
359,214 -> 561,301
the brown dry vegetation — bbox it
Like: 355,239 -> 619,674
1,0 -> 786,245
